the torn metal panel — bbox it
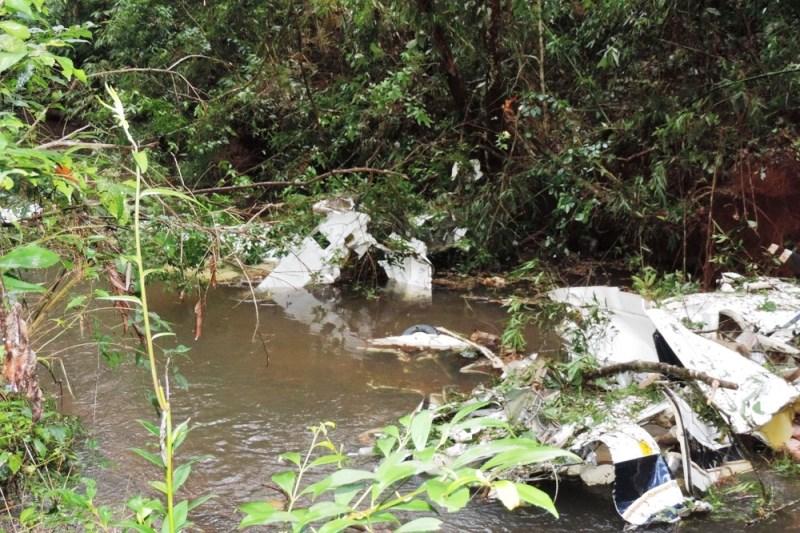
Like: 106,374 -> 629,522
648,309 -> 800,449
572,423 -> 686,525
257,205 -> 376,291
549,286 -> 659,366
379,236 -> 432,301
661,275 -> 800,345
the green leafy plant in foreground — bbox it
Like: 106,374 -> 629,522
240,402 -> 579,532
98,86 -> 209,532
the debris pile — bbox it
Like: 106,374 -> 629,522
256,198 -> 433,300
376,276 -> 800,526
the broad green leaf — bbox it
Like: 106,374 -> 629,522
0,21 -> 30,40
65,295 -> 87,310
395,517 -> 443,532
410,410 -> 434,451
392,499 -> 433,512
309,453 -> 344,468
372,461 -> 420,499
2,274 -> 44,293
492,480 -> 520,510
149,480 -> 168,494
516,483 -> 558,517
0,244 -> 59,269
173,500 -> 188,529
297,501 -> 350,529
271,470 -> 296,496
450,400 -> 492,425
328,468 -> 374,487
452,438 -> 579,470
173,463 -> 192,491
132,150 -> 148,173
0,50 -> 25,73
280,451 -> 301,467
187,493 -> 215,512
5,0 -> 34,18
442,487 -> 470,512
238,501 -> 278,528
482,445 -> 580,472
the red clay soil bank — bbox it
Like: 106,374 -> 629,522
710,152 -> 800,277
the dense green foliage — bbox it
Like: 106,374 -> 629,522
42,0 -> 800,272
5,0 -> 800,530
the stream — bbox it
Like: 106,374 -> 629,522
51,286 -> 799,532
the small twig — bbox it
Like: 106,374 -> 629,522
436,326 -> 505,370
585,361 -> 738,389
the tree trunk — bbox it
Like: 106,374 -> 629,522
416,0 -> 468,117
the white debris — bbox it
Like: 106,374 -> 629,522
256,198 -> 433,299
469,159 -> 483,181
572,423 -> 686,525
379,236 -> 432,301
0,202 -> 42,224
365,331 -> 472,355
549,286 -> 659,367
648,309 -> 800,449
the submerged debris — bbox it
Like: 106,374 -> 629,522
256,198 -> 433,300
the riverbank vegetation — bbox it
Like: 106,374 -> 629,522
4,0 -> 800,530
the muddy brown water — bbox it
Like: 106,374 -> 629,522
50,286 -> 799,532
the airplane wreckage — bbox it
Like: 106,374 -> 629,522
364,272 -> 800,526
247,199 -> 800,525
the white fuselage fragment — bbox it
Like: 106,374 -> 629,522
548,286 -> 659,366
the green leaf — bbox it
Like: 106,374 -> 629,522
309,453 -> 344,468
481,445 -> 580,472
0,50 -> 25,73
149,480 -> 168,494
317,518 -> 360,533
131,448 -> 165,468
271,470 -> 296,496
410,410 -> 434,451
2,274 -> 44,293
173,463 -> 192,491
138,419 -> 160,437
65,295 -> 87,310
173,500 -> 188,530
391,499 -> 433,512
7,453 -> 22,474
133,150 -> 148,174
450,400 -> 492,425
516,482 -> 558,517
395,517 -> 443,532
0,21 -> 30,40
0,244 -> 59,269
5,0 -> 34,18
280,451 -> 301,467
187,493 -> 214,512
442,487 -> 470,512
327,468 -> 374,488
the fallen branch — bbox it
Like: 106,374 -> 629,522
585,361 -> 738,390
436,326 -> 506,370
190,167 -> 407,195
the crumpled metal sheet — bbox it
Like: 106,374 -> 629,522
647,308 -> 800,446
548,286 -> 659,367
572,423 -> 686,525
